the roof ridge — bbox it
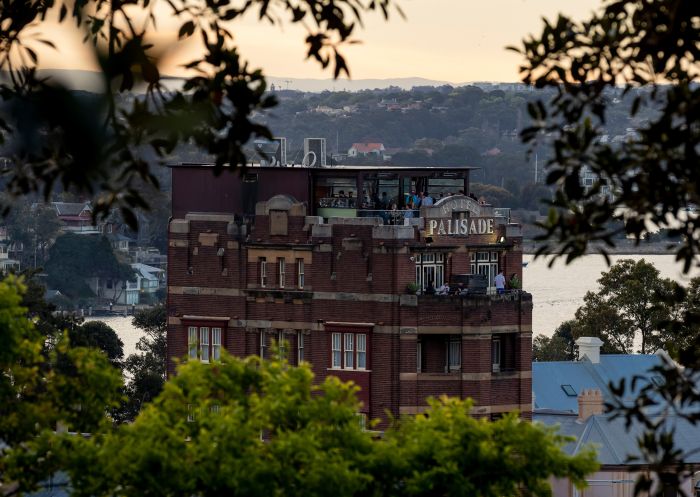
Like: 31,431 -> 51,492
590,415 -> 625,464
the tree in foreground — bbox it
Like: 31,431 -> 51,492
66,352 -> 597,497
0,277 -> 122,493
515,1 -> 700,494
0,277 -> 596,496
0,0 -> 401,226
513,0 -> 700,272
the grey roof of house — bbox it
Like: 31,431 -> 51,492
535,412 -> 700,466
533,354 -> 664,413
51,202 -> 90,216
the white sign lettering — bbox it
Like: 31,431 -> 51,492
426,218 -> 494,236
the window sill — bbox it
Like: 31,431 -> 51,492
327,368 -> 371,373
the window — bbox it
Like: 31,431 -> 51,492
212,328 -> 221,361
492,337 -> 501,373
200,327 -> 210,362
471,251 -> 498,289
188,326 -> 221,362
277,331 -> 287,357
297,332 -> 305,363
260,257 -> 267,287
415,252 -> 445,292
344,333 -> 354,369
446,337 -> 461,372
278,258 -> 285,288
297,259 -> 305,289
188,327 -> 198,359
356,413 -> 367,431
332,333 -> 342,368
260,330 -> 267,359
416,340 -> 422,373
331,332 -> 368,371
561,384 -> 577,397
357,334 -> 366,370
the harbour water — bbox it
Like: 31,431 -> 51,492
101,253 -> 700,356
524,253 -> 699,337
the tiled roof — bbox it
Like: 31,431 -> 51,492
350,143 -> 384,153
52,202 -> 91,217
535,412 -> 700,466
533,354 -> 663,413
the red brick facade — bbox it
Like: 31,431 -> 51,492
168,166 -> 533,424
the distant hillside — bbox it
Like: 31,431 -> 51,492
265,76 -> 454,92
20,69 -> 521,93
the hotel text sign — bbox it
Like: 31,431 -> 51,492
426,218 -> 494,236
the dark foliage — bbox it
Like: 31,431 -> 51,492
0,0 -> 400,228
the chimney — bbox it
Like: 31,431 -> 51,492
576,336 -> 604,364
577,388 -> 604,421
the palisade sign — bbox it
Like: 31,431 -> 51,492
426,218 -> 495,236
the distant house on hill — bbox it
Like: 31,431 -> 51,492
50,202 -> 100,234
348,143 -> 387,160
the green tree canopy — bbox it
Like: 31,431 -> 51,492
533,320 -> 576,362
44,234 -> 134,298
570,259 -> 676,354
66,352 -> 597,497
71,321 -> 124,366
0,276 -> 122,493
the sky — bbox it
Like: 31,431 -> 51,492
35,0 -> 602,84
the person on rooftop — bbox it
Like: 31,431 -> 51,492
495,271 -> 506,295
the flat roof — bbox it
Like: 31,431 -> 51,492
170,162 -> 479,171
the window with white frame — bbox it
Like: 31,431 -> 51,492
470,251 -> 499,289
331,333 -> 342,368
331,332 -> 368,371
261,330 -> 288,359
415,252 -> 445,292
297,331 -> 305,363
344,333 -> 354,369
278,258 -> 285,288
446,336 -> 461,372
200,327 -> 209,362
297,258 -> 305,289
212,327 -> 221,361
259,257 -> 267,287
188,326 -> 222,362
357,334 -> 366,369
491,337 -> 501,373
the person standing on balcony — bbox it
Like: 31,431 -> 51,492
422,192 -> 434,206
495,271 -> 506,295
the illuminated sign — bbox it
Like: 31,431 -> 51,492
426,218 -> 494,236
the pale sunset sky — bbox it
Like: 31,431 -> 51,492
38,0 -> 602,83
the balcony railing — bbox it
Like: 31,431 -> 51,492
356,209 -> 420,225
317,207 -> 512,225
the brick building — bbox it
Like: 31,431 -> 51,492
167,164 -> 533,423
